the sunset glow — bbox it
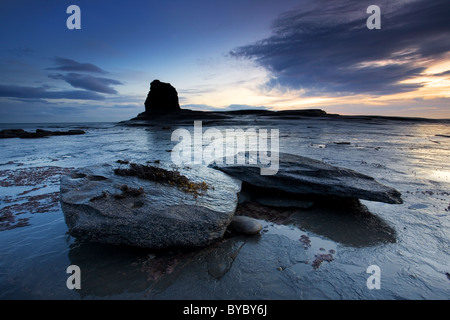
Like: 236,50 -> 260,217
0,0 -> 449,122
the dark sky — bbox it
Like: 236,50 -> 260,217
1,0 -> 449,122
232,0 -> 450,95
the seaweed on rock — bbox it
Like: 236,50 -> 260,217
114,163 -> 208,198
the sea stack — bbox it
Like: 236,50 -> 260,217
144,79 -> 181,116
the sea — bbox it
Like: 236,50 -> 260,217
0,116 -> 449,300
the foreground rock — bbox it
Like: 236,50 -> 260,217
144,79 -> 180,116
60,163 -> 241,249
210,152 -> 403,204
0,128 -> 85,139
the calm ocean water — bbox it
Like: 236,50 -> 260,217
0,118 -> 449,299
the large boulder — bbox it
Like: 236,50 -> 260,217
209,152 -> 403,204
60,163 -> 241,249
144,79 -> 181,115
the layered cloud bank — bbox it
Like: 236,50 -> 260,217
1,0 -> 449,121
230,0 -> 450,96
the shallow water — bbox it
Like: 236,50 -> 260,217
0,118 -> 449,299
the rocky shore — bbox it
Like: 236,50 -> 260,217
60,154 -> 402,249
2,81 -> 449,298
58,79 -> 405,250
0,128 -> 85,139
60,162 -> 242,249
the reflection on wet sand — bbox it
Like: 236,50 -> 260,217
67,233 -> 312,299
67,195 -> 396,298
67,241 -> 151,298
235,187 -> 396,247
67,236 -> 247,298
284,199 -> 396,247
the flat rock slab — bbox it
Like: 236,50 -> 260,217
60,163 -> 241,249
210,152 -> 402,204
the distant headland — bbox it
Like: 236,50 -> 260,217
0,128 -> 85,139
122,79 -> 449,125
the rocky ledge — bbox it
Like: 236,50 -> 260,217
60,152 -> 402,250
0,128 -> 85,139
209,152 -> 403,205
60,162 -> 241,249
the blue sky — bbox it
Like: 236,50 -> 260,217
1,0 -> 449,122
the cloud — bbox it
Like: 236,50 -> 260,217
0,57 -> 124,104
47,57 -> 107,73
230,0 -> 450,96
433,70 -> 450,77
0,84 -> 105,100
45,58 -> 123,95
182,103 -> 271,112
49,73 -> 122,94
225,104 -> 270,111
181,104 -> 218,111
8,47 -> 35,57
